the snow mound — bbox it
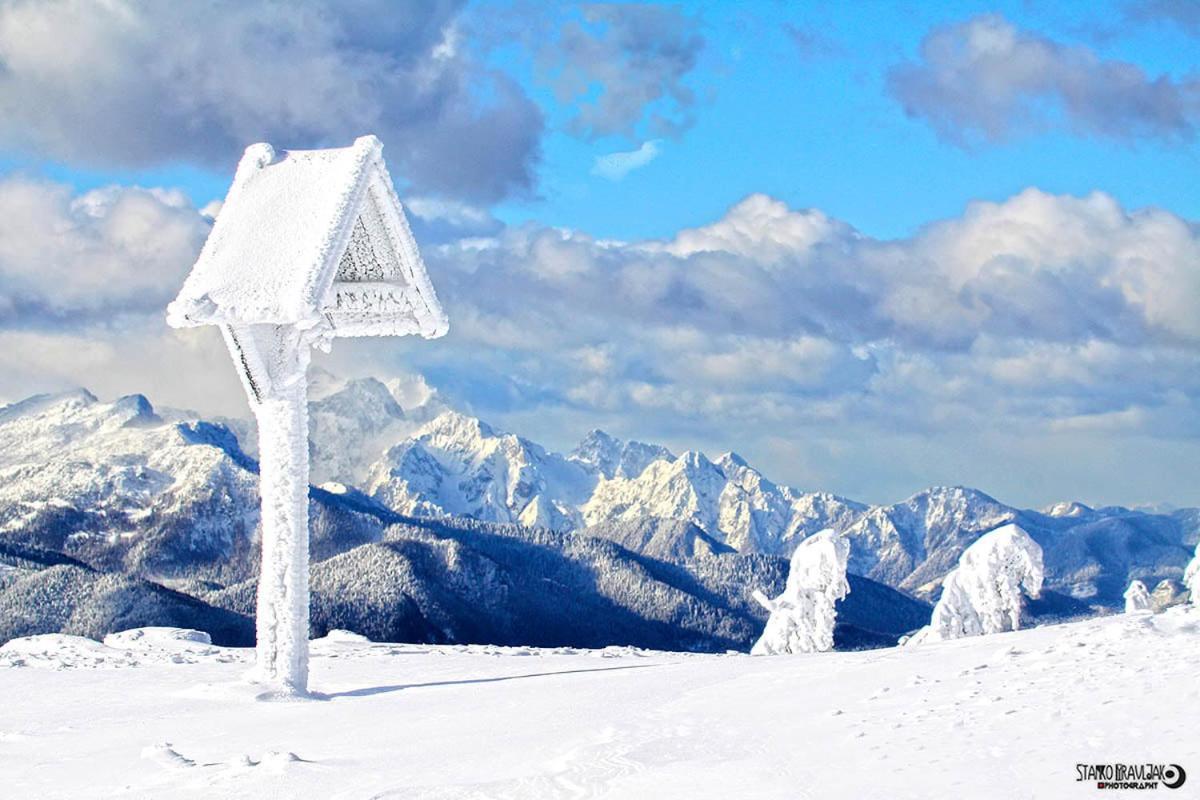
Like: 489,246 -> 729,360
1,628 -> 248,669
319,629 -> 371,643
105,627 -> 213,647
0,633 -> 137,669
141,742 -> 196,770
261,750 -> 302,773
310,629 -> 372,656
101,627 -> 239,665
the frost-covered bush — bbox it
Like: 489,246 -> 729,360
1124,580 -> 1152,613
751,530 -> 849,655
1185,546 -> 1199,605
907,524 -> 1043,645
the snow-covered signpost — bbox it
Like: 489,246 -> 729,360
167,136 -> 448,694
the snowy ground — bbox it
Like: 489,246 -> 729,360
2,610 -> 1197,800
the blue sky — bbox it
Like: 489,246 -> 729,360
7,1 -> 1198,240
492,0 -> 1200,241
0,0 -> 1197,508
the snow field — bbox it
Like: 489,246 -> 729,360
1,609 -> 1196,799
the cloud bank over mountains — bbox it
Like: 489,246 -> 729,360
0,172 -> 1195,505
0,2 -> 1194,505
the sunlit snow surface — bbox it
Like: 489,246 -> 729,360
2,612 -> 1197,799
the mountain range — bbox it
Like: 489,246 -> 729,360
319,375 -> 1196,605
0,374 -> 1193,649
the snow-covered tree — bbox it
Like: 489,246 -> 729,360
1185,546 -> 1199,605
1123,579 -> 1152,613
907,524 -> 1043,645
751,529 -> 849,655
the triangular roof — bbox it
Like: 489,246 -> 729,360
167,135 -> 447,340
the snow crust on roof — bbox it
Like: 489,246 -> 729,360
167,136 -> 447,338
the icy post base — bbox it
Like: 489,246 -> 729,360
253,380 -> 311,693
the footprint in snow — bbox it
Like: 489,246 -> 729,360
141,743 -> 196,770
141,743 -> 309,774
261,750 -> 303,772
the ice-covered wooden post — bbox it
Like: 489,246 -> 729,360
166,136 -> 448,693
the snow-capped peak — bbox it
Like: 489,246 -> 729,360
568,429 -> 673,479
1041,501 -> 1094,518
304,370 -> 450,485
307,375 -> 409,485
716,451 -> 749,469
0,382 -> 1193,612
366,410 -> 592,530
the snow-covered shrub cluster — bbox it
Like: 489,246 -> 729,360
751,530 -> 850,655
1123,580 -> 1151,613
907,524 -> 1043,645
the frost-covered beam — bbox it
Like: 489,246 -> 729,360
253,367 -> 311,692
328,281 -> 422,313
324,282 -> 441,339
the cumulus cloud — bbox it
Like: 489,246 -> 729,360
0,324 -> 247,418
402,196 -> 503,243
2,175 -> 1197,505
0,178 -> 209,321
660,193 -> 852,263
888,14 -> 1200,145
0,0 -> 542,203
396,186 -> 1200,503
450,187 -> 1197,361
0,176 -> 246,412
538,3 -> 704,140
591,139 -> 662,180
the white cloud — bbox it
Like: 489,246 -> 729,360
0,325 -> 247,418
1,176 -> 1197,505
0,0 -> 542,202
199,201 -> 222,221
408,188 -> 1200,502
404,197 -> 498,231
591,140 -> 662,181
660,193 -> 850,263
537,4 -> 704,140
0,178 -> 209,317
403,196 -> 502,243
889,14 -> 1200,145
